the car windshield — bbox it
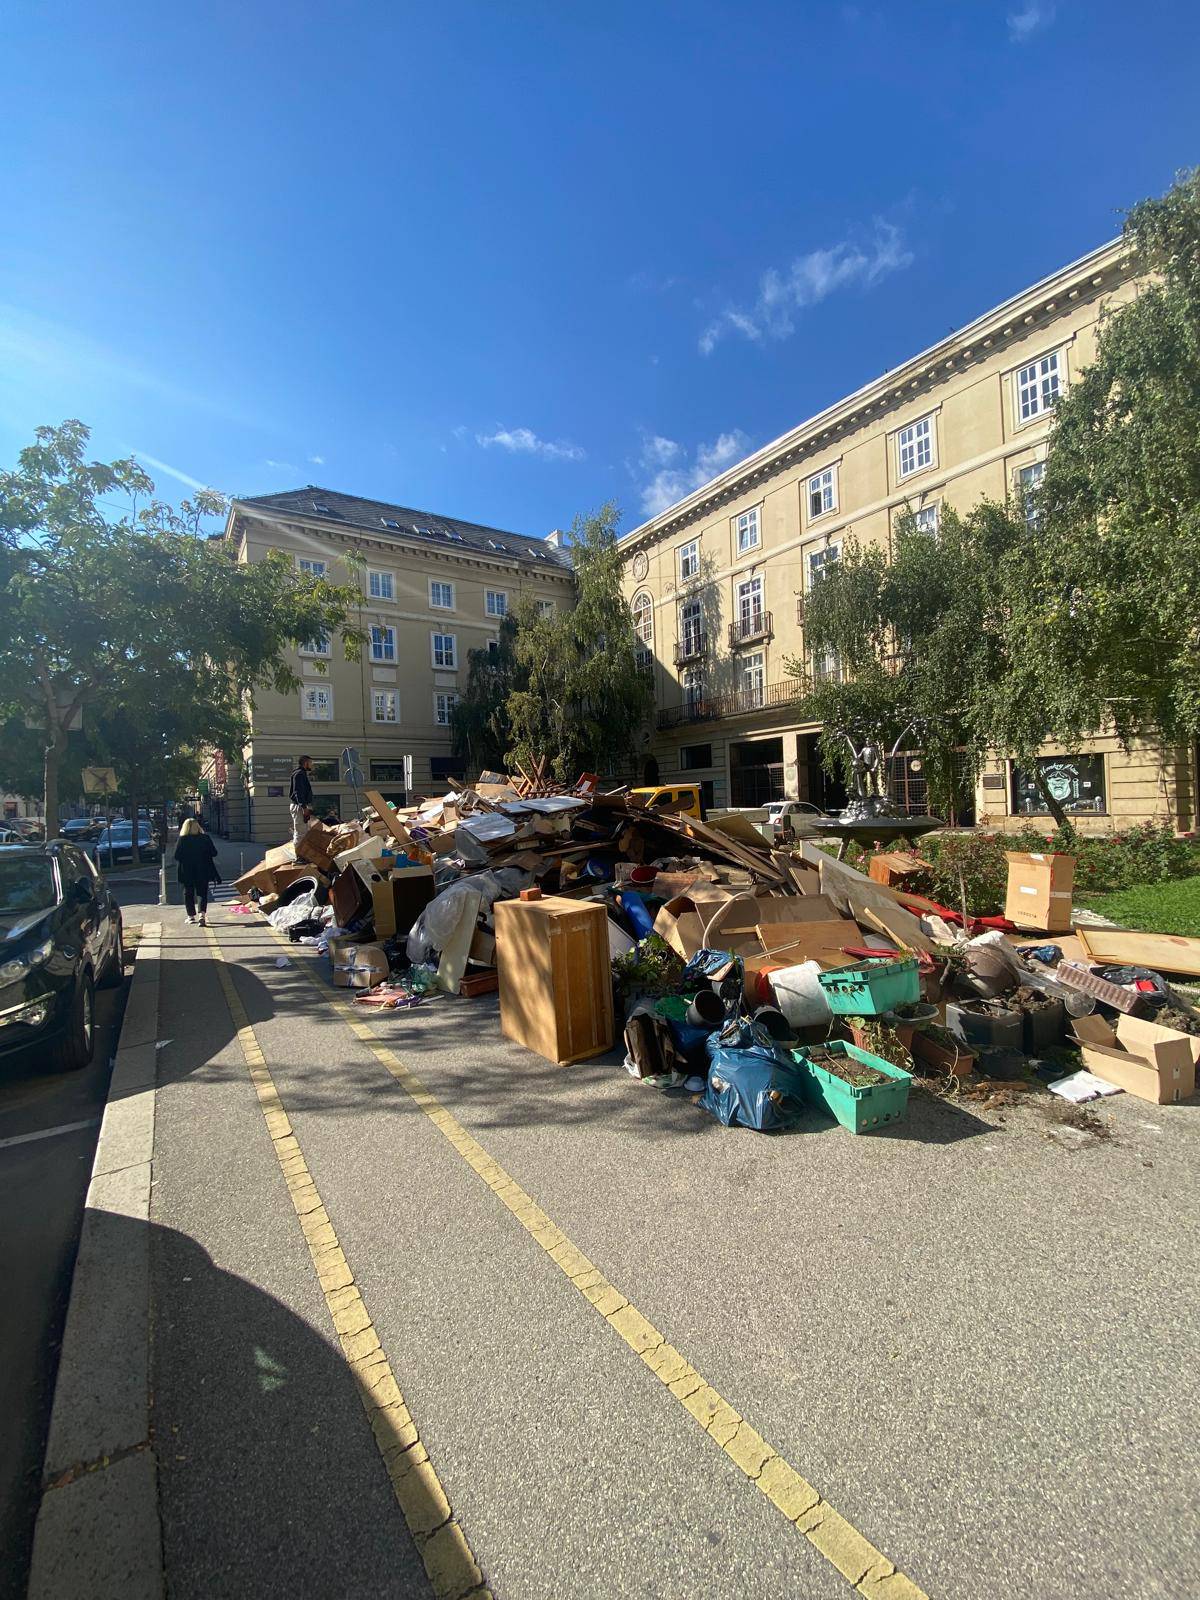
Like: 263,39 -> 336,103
0,858 -> 57,918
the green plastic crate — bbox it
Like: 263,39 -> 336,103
791,1041 -> 912,1134
817,956 -> 920,1016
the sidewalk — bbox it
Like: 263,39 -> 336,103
33,887 -> 1200,1598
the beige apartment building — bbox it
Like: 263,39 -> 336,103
619,239 -> 1197,833
208,488 -> 573,841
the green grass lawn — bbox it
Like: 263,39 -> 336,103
1077,875 -> 1200,936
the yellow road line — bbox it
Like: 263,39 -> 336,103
203,926 -> 489,1600
241,917 -> 930,1600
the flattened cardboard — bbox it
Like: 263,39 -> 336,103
1075,925 -> 1200,978
295,823 -> 337,872
754,921 -> 858,968
652,885 -> 732,959
364,789 -> 413,847
1071,1013 -> 1196,1103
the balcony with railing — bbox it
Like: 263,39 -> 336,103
728,608 -> 773,649
656,676 -> 809,730
673,631 -> 707,667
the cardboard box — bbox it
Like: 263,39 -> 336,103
232,862 -> 316,900
368,865 -> 435,940
333,834 -> 388,872
494,896 -> 613,1064
331,867 -> 371,928
468,927 -> 496,965
1004,852 -> 1076,932
651,885 -> 732,959
1071,1013 -> 1196,1103
296,822 -> 338,873
329,939 -> 388,989
867,851 -> 930,888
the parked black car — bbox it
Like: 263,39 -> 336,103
60,817 -> 105,842
0,843 -> 123,1071
94,820 -> 161,863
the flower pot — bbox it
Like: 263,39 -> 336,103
946,1001 -> 1022,1053
791,1042 -> 912,1134
911,1029 -> 975,1078
1018,994 -> 1066,1054
687,989 -> 725,1029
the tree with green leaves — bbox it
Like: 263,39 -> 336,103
0,421 -> 363,834
1014,167 -> 1200,754
505,504 -> 654,781
451,615 -> 523,773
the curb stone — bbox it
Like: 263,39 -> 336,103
27,923 -> 165,1600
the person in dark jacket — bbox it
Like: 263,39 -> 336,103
290,756 -> 315,845
174,817 -> 221,926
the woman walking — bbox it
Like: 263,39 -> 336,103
174,817 -> 220,926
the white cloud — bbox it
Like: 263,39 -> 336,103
640,430 -> 749,518
641,434 -> 682,467
476,425 -> 585,462
265,458 -> 296,470
1007,3 -> 1055,41
309,453 -> 325,465
699,221 -> 913,354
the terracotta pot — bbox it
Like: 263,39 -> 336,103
912,1030 -> 975,1078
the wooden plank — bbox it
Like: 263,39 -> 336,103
1075,925 -> 1200,977
754,922 -> 860,968
364,789 -> 413,847
855,897 -> 937,954
679,817 -> 783,880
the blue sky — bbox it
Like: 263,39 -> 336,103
1,1 -> 1196,539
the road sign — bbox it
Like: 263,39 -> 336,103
340,745 -> 364,785
82,766 -> 118,795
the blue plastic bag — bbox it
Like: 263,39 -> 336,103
681,948 -> 744,1016
699,1020 -> 808,1132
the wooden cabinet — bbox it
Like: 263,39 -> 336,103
494,896 -> 614,1065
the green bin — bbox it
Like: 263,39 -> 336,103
792,1041 -> 912,1134
817,956 -> 920,1016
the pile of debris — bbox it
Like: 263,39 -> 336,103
231,786 -> 1200,1130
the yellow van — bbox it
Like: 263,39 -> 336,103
629,784 -> 704,820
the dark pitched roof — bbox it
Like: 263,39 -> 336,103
234,486 -> 572,569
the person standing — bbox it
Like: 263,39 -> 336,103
290,756 -> 315,846
174,817 -> 220,926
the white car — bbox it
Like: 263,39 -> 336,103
763,800 -> 825,840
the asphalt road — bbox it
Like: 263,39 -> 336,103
0,977 -> 127,1600
148,890 -> 1200,1600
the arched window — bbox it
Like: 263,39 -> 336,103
631,592 -> 654,666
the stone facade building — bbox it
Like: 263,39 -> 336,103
209,488 -> 573,841
618,239 -> 1196,833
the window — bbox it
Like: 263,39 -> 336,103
487,539 -> 510,553
485,589 -> 508,618
536,599 -> 555,619
301,685 -> 333,720
807,544 -> 840,588
430,579 -> 455,610
681,743 -> 713,770
430,756 -> 467,782
486,638 -> 500,655
299,632 -> 331,657
370,624 -> 396,662
808,467 -> 837,520
736,507 -> 760,554
368,569 -> 395,600
1018,461 -> 1046,527
897,415 -> 934,479
371,761 -> 407,782
310,502 -> 331,514
372,689 -> 399,723
1010,754 -> 1106,816
631,592 -> 654,666
742,650 -> 765,707
310,759 -> 339,783
1016,351 -> 1062,424
812,646 -> 843,684
683,668 -> 705,713
298,557 -> 327,578
699,779 -> 716,811
380,518 -> 402,530
736,575 -> 764,636
434,691 -> 460,726
431,632 -> 457,669
913,504 -> 940,536
678,539 -> 699,581
679,598 -> 703,656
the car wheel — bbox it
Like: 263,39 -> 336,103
99,922 -> 124,988
49,972 -> 95,1072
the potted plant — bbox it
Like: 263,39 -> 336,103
911,1022 -> 976,1078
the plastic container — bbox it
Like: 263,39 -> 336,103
751,1004 -> 794,1042
687,990 -> 725,1029
791,1041 -> 912,1133
946,1001 -> 1022,1052
621,891 -> 655,940
818,957 -> 920,1017
1019,994 -> 1066,1054
770,962 -> 833,1028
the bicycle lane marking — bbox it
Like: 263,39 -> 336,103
203,925 -> 490,1600
247,918 -> 929,1600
